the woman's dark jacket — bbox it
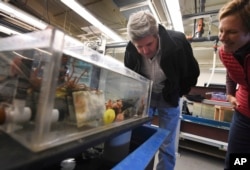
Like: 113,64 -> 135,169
124,25 -> 200,107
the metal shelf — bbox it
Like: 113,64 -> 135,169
179,132 -> 227,151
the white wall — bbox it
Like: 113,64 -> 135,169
192,45 -> 227,87
197,70 -> 226,86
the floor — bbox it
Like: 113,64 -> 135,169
153,147 -> 225,170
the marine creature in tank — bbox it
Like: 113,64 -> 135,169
104,97 -> 144,123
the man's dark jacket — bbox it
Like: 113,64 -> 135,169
124,25 -> 200,107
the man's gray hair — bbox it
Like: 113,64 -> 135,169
127,11 -> 158,41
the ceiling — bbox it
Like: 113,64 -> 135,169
0,0 -> 228,47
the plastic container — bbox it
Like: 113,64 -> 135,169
0,28 -> 152,152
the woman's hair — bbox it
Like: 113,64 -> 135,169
127,11 -> 158,41
219,0 -> 250,32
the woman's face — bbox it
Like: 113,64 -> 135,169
218,14 -> 250,53
133,35 -> 159,59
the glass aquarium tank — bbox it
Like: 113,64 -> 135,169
0,28 -> 152,152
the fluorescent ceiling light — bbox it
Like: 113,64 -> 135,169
0,25 -> 21,35
61,0 -> 124,42
165,0 -> 184,32
0,1 -> 48,30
